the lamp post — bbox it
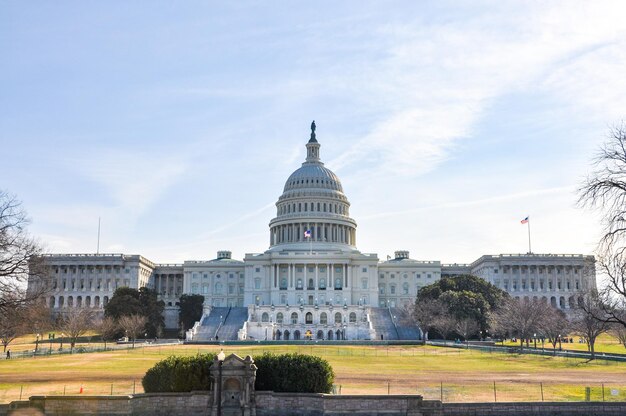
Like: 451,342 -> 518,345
217,349 -> 225,416
60,333 -> 65,350
48,333 -> 54,354
533,333 -> 537,349
35,334 -> 40,355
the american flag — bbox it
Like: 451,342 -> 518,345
304,230 -> 312,238
520,216 -> 529,224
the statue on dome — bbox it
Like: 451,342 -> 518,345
310,120 -> 316,141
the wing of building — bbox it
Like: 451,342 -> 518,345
28,124 -> 597,341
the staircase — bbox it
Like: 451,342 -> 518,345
216,307 -> 248,340
193,307 -> 230,341
368,307 -> 399,340
389,307 -> 422,340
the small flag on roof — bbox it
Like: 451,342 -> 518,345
521,216 -> 529,224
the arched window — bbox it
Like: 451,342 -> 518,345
276,313 -> 284,323
49,296 -> 56,308
335,278 -> 342,289
319,278 -> 326,289
317,330 -> 324,339
254,278 -> 261,289
327,330 -> 333,340
296,279 -> 303,289
261,312 -> 269,322
68,296 -> 74,307
294,330 -> 301,340
85,296 -> 91,307
215,282 -> 223,293
280,278 -> 287,290
284,330 -> 290,340
335,312 -> 342,324
308,278 -> 314,289
349,312 -> 357,323
403,282 -> 409,294
320,312 -> 328,325
291,312 -> 298,324
390,284 -> 396,294
275,330 -> 282,340
305,312 -> 313,324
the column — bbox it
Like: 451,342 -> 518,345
330,263 -> 334,289
304,264 -> 307,288
289,264 -> 293,288
345,264 -> 348,287
315,264 -> 319,290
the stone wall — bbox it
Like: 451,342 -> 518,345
4,394 -> 626,416
443,402 -> 626,416
255,392 -> 442,416
5,392 -> 212,416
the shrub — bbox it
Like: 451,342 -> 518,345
142,353 -> 216,393
253,352 -> 334,393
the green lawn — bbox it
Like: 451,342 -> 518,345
501,333 -> 626,354
1,344 -> 625,404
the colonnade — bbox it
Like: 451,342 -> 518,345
270,222 -> 356,246
154,274 -> 184,298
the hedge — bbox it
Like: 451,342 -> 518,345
253,352 -> 334,393
142,353 -> 216,393
142,352 -> 334,394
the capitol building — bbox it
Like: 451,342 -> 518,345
30,123 -> 597,341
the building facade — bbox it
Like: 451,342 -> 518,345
30,123 -> 596,338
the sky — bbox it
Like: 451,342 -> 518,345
2,1 -> 626,265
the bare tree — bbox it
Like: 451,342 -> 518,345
0,191 -> 47,314
609,322 -> 626,349
578,124 -> 626,252
571,291 -> 610,359
491,298 -> 551,351
58,308 -> 95,352
455,317 -> 479,345
414,298 -> 448,341
0,297 -> 28,352
96,316 -> 119,350
118,314 -> 147,348
539,306 -> 570,354
431,313 -> 457,341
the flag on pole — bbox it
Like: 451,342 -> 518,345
520,216 -> 529,224
304,230 -> 311,238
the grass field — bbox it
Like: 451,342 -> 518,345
1,344 -> 626,404
501,333 -> 626,354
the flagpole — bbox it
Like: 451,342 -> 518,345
97,217 -> 101,254
527,218 -> 532,254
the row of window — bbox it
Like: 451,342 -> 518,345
379,282 -> 412,294
491,267 -> 580,274
52,267 -> 131,274
261,311 -> 357,325
379,272 -> 434,279
191,283 -> 244,295
495,279 -> 581,291
278,201 -> 347,216
191,272 -> 243,279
